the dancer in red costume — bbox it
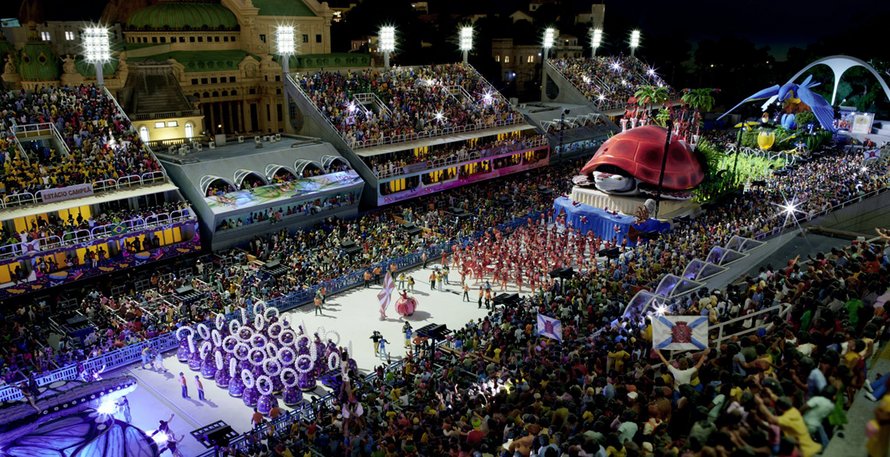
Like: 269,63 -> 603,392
395,290 -> 418,317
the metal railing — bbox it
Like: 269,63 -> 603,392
291,73 -> 524,150
0,171 -> 170,209
11,122 -> 55,139
102,86 -> 169,182
711,303 -> 792,346
0,208 -> 544,406
10,121 -> 74,156
349,118 -> 524,150
130,109 -> 201,121
373,137 -> 549,179
753,186 -> 889,241
0,332 -> 179,403
287,74 -> 343,136
0,209 -> 194,260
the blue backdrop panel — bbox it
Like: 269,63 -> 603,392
552,197 -> 670,244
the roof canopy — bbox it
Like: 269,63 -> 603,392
128,2 -> 239,31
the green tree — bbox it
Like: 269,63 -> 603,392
680,88 -> 717,113
634,85 -> 669,114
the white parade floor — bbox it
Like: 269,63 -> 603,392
106,263 -> 522,456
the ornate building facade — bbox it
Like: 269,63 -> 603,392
1,0 -> 350,142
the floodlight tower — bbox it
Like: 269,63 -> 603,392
276,25 -> 296,133
590,28 -> 602,58
459,26 -> 473,64
379,26 -> 396,69
83,26 -> 110,87
629,29 -> 641,58
542,27 -> 556,61
541,27 -> 556,100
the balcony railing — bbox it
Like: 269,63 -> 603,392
0,208 -> 195,261
291,74 -> 524,151
349,118 -> 524,150
0,171 -> 167,209
373,136 -> 550,179
129,109 -> 202,121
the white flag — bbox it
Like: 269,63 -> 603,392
377,271 -> 395,319
651,315 -> 709,351
536,313 -> 563,342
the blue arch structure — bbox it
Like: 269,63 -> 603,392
773,55 -> 890,107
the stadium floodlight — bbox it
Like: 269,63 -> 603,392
543,27 -> 556,50
459,26 -> 473,64
276,25 -> 296,133
276,25 -> 295,56
379,26 -> 396,68
629,29 -> 641,57
590,28 -> 602,58
83,25 -> 110,86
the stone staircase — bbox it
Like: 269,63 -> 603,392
134,73 -> 192,116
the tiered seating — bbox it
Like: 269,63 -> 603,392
0,85 -> 164,197
552,56 -> 672,108
297,63 -> 521,148
365,136 -> 546,178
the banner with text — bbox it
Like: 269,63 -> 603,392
40,183 -> 95,203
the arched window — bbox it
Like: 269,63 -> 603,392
139,126 -> 150,142
184,122 -> 194,139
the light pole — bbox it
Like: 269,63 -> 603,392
559,109 -> 570,159
590,28 -> 602,58
379,26 -> 396,69
654,120 -> 673,218
83,26 -> 110,87
541,27 -> 555,100
276,25 -> 295,133
629,30 -> 640,58
732,125 -> 744,187
459,26 -> 473,64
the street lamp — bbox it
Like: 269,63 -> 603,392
629,29 -> 640,58
559,109 -> 570,158
590,28 -> 602,58
83,26 -> 110,86
276,25 -> 296,133
732,125 -> 744,187
459,26 -> 473,64
379,26 -> 396,69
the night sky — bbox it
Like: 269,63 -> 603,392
605,0 -> 890,58
3,0 -> 890,60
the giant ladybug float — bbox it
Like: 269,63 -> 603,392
575,125 -> 705,200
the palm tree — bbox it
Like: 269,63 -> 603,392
681,88 -> 717,136
635,85 -> 669,115
681,88 -> 716,113
655,108 -> 672,128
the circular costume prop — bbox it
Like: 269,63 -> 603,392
395,291 -> 418,317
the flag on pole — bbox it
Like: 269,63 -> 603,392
651,315 -> 708,351
377,271 -> 395,319
536,313 -> 563,342
864,149 -> 881,161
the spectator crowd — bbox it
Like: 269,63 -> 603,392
1,125 -> 889,456
298,64 -> 520,148
0,84 -> 165,196
551,57 -> 672,109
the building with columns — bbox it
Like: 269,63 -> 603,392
1,0 -> 346,144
